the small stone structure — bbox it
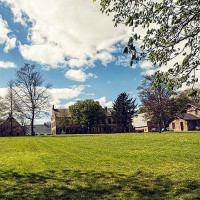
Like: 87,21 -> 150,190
169,104 -> 200,131
0,116 -> 24,137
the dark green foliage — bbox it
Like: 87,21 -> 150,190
137,106 -> 146,114
94,0 -> 200,88
69,99 -> 105,133
112,92 -> 137,132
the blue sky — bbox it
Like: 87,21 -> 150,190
0,0 -> 156,123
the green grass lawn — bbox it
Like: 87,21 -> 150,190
0,132 -> 200,199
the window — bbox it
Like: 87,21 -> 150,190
108,118 -> 111,124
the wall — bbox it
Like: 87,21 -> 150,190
169,119 -> 188,131
0,118 -> 24,137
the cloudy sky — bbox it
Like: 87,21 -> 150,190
0,0 -> 171,123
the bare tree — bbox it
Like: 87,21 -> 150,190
6,80 -> 15,136
13,64 -> 51,136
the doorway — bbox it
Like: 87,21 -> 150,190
180,122 -> 184,131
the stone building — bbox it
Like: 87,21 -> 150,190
169,104 -> 200,131
51,105 -> 133,134
0,116 -> 24,137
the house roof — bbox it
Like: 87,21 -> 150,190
132,113 -> 148,127
178,113 -> 200,121
25,123 -> 51,135
54,109 -> 71,118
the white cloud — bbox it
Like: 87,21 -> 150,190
19,44 -> 66,68
140,60 -> 153,69
2,0 -> 131,68
49,85 -> 85,108
95,96 -> 113,108
65,101 -> 76,108
0,61 -> 16,68
116,55 -> 136,69
65,69 -> 97,82
0,14 -> 16,52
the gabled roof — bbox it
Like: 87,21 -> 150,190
187,104 -> 200,109
25,123 -> 51,135
178,113 -> 200,121
54,109 -> 71,118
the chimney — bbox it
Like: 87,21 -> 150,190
52,105 -> 54,110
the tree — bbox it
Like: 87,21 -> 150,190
13,64 -> 51,136
178,88 -> 200,104
138,75 -> 175,132
5,80 -> 15,136
94,0 -> 200,88
0,97 -> 7,118
69,99 -> 105,134
112,92 -> 137,132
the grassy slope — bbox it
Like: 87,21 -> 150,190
0,132 -> 199,199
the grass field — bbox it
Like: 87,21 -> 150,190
0,132 -> 199,199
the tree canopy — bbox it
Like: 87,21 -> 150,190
69,99 -> 105,133
94,0 -> 200,89
112,92 -> 137,132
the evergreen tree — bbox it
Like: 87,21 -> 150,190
112,92 -> 137,132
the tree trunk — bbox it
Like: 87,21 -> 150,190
158,120 -> 162,133
31,111 -> 35,136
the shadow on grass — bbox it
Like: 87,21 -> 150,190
0,170 -> 199,200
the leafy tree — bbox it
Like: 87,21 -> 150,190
112,92 -> 137,132
138,75 -> 175,132
94,0 -> 200,88
69,99 -> 105,134
13,64 -> 51,136
179,88 -> 200,104
137,106 -> 146,114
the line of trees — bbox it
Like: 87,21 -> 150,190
57,93 -> 137,134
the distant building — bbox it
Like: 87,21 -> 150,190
51,105 -> 133,134
0,116 -> 24,137
132,113 -> 157,132
25,123 -> 51,136
169,104 -> 200,131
